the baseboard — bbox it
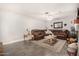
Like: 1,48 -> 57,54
3,39 -> 24,45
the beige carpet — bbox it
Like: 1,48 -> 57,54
31,39 -> 66,53
53,39 -> 66,52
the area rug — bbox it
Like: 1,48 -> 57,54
30,39 -> 66,53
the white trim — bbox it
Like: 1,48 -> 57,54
3,39 -> 24,45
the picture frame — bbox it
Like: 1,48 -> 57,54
53,22 -> 63,29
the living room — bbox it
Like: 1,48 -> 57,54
0,3 -> 79,56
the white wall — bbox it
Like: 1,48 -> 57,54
0,3 -> 78,45
0,11 -> 3,42
47,11 -> 77,31
0,11 -> 46,45
0,11 -> 25,45
24,17 -> 47,30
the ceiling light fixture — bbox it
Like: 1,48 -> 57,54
45,12 -> 49,14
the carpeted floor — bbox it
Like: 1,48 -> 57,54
2,40 -> 79,56
31,39 -> 66,53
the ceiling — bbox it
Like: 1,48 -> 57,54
0,3 -> 78,20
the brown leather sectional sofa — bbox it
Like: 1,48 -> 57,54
31,29 -> 46,40
31,29 -> 70,40
50,30 -> 70,40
